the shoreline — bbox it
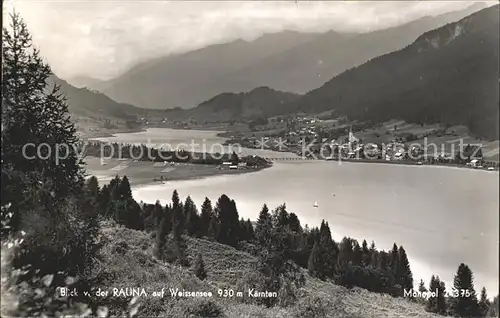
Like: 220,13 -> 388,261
84,156 -> 271,188
79,127 -> 147,139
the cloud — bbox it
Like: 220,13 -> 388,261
2,0 -> 492,80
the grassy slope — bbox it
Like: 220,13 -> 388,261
95,223 -> 441,317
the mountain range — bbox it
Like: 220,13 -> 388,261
280,4 -> 499,140
179,87 -> 300,123
75,3 -> 488,110
48,75 -> 158,122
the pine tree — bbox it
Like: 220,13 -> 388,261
170,205 -> 189,267
369,241 -> 377,267
199,197 -> 213,237
156,213 -> 169,259
308,241 -> 321,279
207,214 -> 218,240
98,185 -> 110,214
437,279 -> 447,315
451,263 -> 479,317
2,12 -> 84,199
108,198 -> 144,230
2,13 -> 100,283
171,190 -> 184,234
153,200 -> 163,227
273,203 -> 289,228
86,176 -> 100,199
338,237 -> 354,272
118,175 -> 132,199
426,275 -> 439,313
418,279 -> 427,293
487,295 -> 499,317
478,287 -> 490,317
398,246 -> 413,291
245,219 -> 254,241
318,221 -> 338,279
184,196 -> 199,236
194,253 -> 207,280
255,204 -> 273,248
288,212 -> 302,233
390,243 -> 400,282
361,239 -> 370,266
239,218 -> 249,241
351,240 -> 362,267
214,195 -> 240,247
109,176 -> 122,200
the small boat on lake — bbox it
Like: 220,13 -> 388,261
313,201 -> 319,208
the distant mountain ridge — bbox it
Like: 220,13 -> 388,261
48,75 -> 150,121
87,3 -> 488,110
279,5 -> 499,140
179,86 -> 300,123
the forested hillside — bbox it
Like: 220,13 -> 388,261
281,5 -> 499,140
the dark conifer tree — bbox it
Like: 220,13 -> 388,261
171,190 -> 184,234
451,263 -> 479,317
194,253 -> 207,280
426,275 -> 439,313
109,176 -> 121,200
418,279 -> 427,293
255,204 -> 273,248
108,198 -> 144,230
273,203 -> 289,228
239,218 -> 249,241
207,214 -> 218,240
86,176 -> 100,200
245,219 -> 254,241
352,240 -> 363,267
156,213 -> 169,259
98,185 -> 111,214
478,287 -> 490,317
2,13 -> 101,286
308,241 -> 321,279
118,175 -> 132,199
199,197 -> 213,237
390,243 -> 400,281
437,279 -> 447,315
288,212 -> 302,233
215,195 -> 240,247
2,12 -> 84,199
152,200 -> 163,227
488,295 -> 499,317
318,220 -> 338,279
170,203 -> 189,267
398,246 -> 413,291
361,239 -> 370,266
338,237 -> 354,272
184,196 -> 199,236
369,241 -> 378,267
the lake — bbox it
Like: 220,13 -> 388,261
92,127 -> 298,159
93,128 -> 499,295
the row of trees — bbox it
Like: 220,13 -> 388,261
88,172 -> 498,315
419,263 -> 498,317
84,141 -> 257,167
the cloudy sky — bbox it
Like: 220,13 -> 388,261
3,0 -> 495,80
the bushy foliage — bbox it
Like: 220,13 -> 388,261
337,265 -> 394,295
184,299 -> 225,318
194,253 -> 207,280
